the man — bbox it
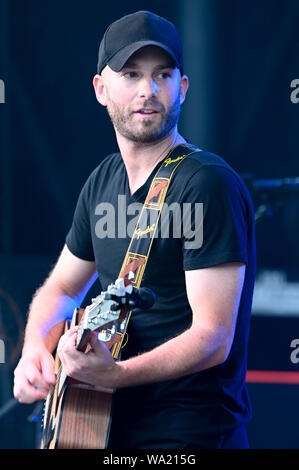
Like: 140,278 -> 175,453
14,11 -> 256,449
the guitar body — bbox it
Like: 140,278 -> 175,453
41,307 -> 120,449
50,385 -> 113,449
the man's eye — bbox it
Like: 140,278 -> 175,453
123,71 -> 138,79
157,72 -> 171,79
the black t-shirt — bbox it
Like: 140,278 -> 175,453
65,143 -> 256,448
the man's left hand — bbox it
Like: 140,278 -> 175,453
57,326 -> 120,390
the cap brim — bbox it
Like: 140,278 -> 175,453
107,40 -> 179,72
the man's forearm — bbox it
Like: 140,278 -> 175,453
109,324 -> 229,388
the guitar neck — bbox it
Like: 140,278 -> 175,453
76,327 -> 93,352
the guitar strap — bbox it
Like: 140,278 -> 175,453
109,143 -> 200,360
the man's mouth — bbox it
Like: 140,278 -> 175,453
135,109 -> 158,115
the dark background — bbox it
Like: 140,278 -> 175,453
0,0 -> 299,449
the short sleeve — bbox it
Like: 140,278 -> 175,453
182,165 -> 252,271
65,176 -> 95,261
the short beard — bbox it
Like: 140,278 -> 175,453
106,93 -> 181,144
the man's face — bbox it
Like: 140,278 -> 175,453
95,46 -> 188,144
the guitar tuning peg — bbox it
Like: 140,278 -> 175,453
111,325 -> 116,336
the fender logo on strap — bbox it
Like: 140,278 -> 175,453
164,154 -> 187,167
134,223 -> 156,240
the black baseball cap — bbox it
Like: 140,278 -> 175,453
97,10 -> 184,74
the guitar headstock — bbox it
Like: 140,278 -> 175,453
76,274 -> 134,351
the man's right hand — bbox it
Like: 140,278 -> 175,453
13,345 -> 56,404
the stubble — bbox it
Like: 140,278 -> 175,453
105,92 -> 181,144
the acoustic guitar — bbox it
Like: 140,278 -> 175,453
40,274 -> 155,449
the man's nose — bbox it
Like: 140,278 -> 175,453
138,77 -> 158,99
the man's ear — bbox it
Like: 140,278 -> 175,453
93,74 -> 107,106
179,74 -> 189,105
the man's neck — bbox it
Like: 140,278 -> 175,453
116,129 -> 186,196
